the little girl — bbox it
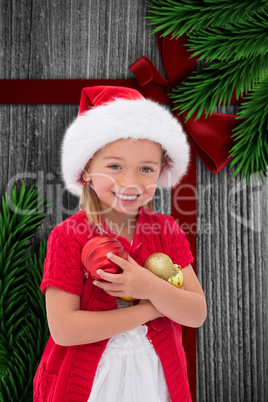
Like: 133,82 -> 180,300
33,86 -> 207,402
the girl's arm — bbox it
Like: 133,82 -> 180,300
143,264 -> 207,328
45,287 -> 162,346
94,254 -> 207,328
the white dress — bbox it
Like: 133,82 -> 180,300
87,298 -> 171,402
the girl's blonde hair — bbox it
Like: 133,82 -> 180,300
80,184 -> 153,227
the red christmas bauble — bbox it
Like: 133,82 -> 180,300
81,236 -> 128,280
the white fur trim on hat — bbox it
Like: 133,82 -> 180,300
61,98 -> 190,196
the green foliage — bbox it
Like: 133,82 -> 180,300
230,78 -> 268,182
147,0 -> 267,38
147,1 -> 268,181
186,11 -> 268,61
0,182 -> 49,401
170,53 -> 268,121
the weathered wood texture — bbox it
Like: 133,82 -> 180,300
196,161 -> 268,402
0,1 -> 267,401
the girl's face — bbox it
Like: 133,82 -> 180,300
82,139 -> 164,216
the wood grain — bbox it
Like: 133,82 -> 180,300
0,1 -> 267,401
196,160 -> 268,401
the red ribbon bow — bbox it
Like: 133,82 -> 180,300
130,33 -> 243,174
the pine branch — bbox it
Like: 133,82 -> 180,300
0,183 -> 49,401
170,53 -> 268,121
230,77 -> 268,183
186,11 -> 268,61
147,0 -> 267,38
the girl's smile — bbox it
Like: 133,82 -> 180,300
113,192 -> 141,202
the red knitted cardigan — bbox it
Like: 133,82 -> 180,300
33,207 -> 194,401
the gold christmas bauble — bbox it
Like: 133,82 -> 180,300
144,253 -> 174,280
168,265 -> 183,288
119,296 -> 136,302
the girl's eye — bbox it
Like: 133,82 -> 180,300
108,164 -> 121,170
141,167 -> 153,173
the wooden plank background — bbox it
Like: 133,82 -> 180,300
0,1 -> 267,401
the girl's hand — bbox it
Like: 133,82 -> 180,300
93,253 -> 157,300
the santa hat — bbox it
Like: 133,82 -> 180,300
62,86 -> 190,196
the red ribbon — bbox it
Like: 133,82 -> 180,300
130,33 -> 244,174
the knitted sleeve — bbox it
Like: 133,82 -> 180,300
40,225 -> 85,296
166,216 -> 194,269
